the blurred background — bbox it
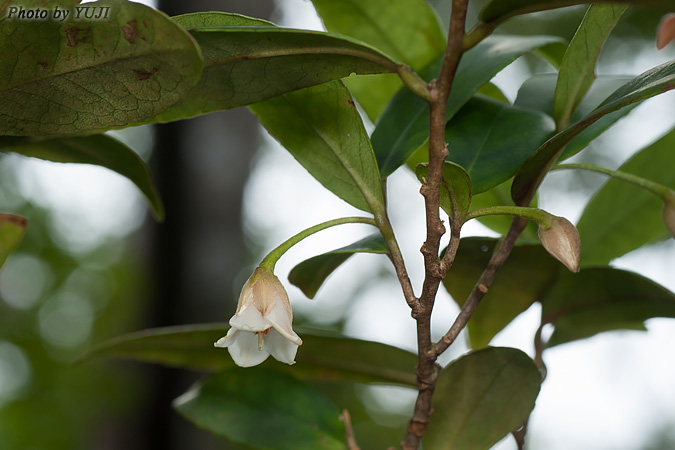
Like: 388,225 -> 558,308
0,0 -> 674,449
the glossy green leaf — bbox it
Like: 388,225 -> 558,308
468,181 -> 540,238
515,74 -> 634,160
152,17 -> 401,123
0,0 -> 203,135
311,0 -> 445,121
174,367 -> 346,450
0,213 -> 27,269
541,268 -> 675,347
288,234 -> 388,299
443,238 -> 559,348
345,74 -> 403,122
512,59 -> 675,206
534,40 -> 568,69
0,134 -> 163,220
480,0 -> 675,26
577,128 -> 675,266
85,324 -> 417,386
372,35 -> 563,178
554,4 -> 628,129
249,81 -> 385,214
475,82 -> 510,103
415,162 -> 472,219
425,347 -> 541,450
173,11 -> 273,28
443,96 -> 555,194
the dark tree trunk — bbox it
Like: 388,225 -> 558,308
136,1 -> 275,449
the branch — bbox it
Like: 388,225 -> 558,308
340,409 -> 361,450
434,217 -> 528,356
401,1 -> 470,448
380,213 -> 418,311
511,320 -> 548,449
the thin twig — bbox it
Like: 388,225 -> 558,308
400,1 -> 470,448
534,321 -> 548,380
435,217 -> 528,356
380,213 -> 418,312
511,321 -> 548,449
340,409 -> 361,450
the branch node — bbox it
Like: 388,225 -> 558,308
440,142 -> 449,159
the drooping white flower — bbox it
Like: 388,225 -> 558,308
214,267 -> 302,367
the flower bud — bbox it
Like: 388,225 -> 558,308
662,190 -> 675,238
657,13 -> 675,50
538,215 -> 581,273
214,267 -> 302,367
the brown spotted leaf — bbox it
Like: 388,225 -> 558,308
0,0 -> 203,135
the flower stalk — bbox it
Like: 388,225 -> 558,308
217,216 -> 378,368
465,205 -> 580,272
259,216 -> 377,271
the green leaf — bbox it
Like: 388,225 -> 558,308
0,213 -> 27,270
372,35 -> 563,178
468,181 -> 540,239
345,74 -> 402,122
310,0 -> 445,121
415,162 -> 472,219
174,367 -> 346,450
84,324 -> 417,386
288,234 -> 389,299
152,18 -> 401,123
516,74 -> 635,160
516,74 -> 635,161
249,81 -> 385,214
172,11 -> 273,28
444,238 -> 675,348
577,128 -> 675,266
541,268 -> 675,347
443,238 -> 559,348
0,134 -> 163,220
534,40 -> 568,69
554,4 -> 628,129
0,0 -> 203,135
512,59 -> 675,206
475,82 -> 510,103
425,347 -> 541,450
443,96 -> 555,194
479,0 -> 675,26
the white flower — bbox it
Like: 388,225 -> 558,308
214,267 -> 302,367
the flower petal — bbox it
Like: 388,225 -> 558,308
223,330 -> 270,367
265,301 -> 302,345
229,304 -> 269,332
213,327 -> 238,348
264,328 -> 299,365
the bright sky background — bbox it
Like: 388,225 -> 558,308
5,1 -> 675,449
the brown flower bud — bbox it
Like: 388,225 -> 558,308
538,215 -> 581,273
657,13 -> 675,50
